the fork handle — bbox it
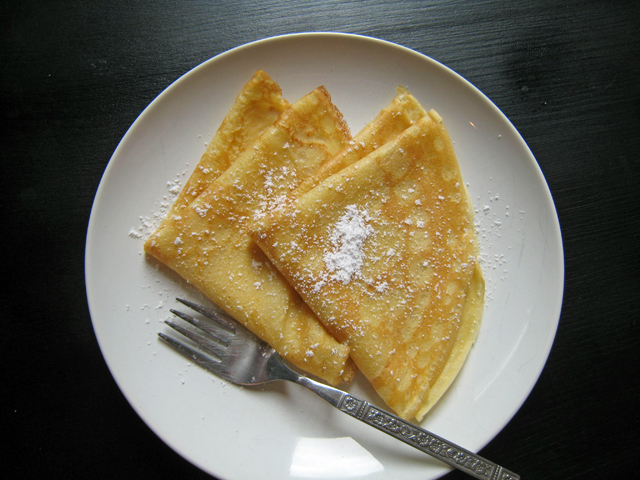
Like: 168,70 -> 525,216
295,376 -> 519,480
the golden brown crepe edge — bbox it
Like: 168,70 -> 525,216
168,70 -> 289,216
292,86 -> 427,198
415,264 -> 484,420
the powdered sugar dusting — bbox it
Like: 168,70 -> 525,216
128,167 -> 190,240
324,205 -> 374,284
472,185 -> 525,302
253,166 -> 297,221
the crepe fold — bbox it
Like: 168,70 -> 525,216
168,70 -> 289,216
145,86 -> 357,385
293,86 -> 428,197
250,110 -> 484,420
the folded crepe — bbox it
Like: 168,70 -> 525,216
250,110 -> 484,420
167,70 -> 289,217
145,86 -> 356,385
293,86 -> 427,197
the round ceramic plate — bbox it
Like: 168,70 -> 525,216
86,33 -> 563,480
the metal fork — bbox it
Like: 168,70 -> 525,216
159,298 -> 519,480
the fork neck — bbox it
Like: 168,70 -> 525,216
293,375 -> 345,408
267,355 -> 345,408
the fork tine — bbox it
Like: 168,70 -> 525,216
170,308 -> 231,347
164,320 -> 227,359
176,298 -> 237,332
158,332 -> 229,378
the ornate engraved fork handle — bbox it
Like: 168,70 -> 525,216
295,376 -> 519,480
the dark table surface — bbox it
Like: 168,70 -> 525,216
3,1 -> 639,479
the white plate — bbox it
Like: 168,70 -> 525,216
86,33 -> 563,480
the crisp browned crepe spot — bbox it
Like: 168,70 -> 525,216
251,111 -> 484,419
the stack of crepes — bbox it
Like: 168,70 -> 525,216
145,70 -> 484,421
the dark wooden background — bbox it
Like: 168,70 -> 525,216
2,1 -> 638,478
